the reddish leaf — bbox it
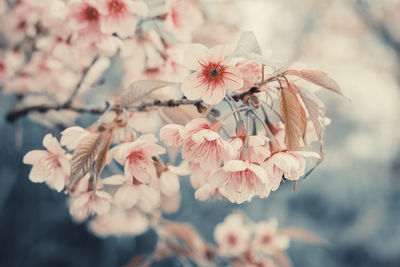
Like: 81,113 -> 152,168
68,131 -> 112,189
284,69 -> 344,97
279,81 -> 307,151
93,129 -> 113,192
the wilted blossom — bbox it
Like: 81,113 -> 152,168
181,44 -> 243,105
23,134 -> 71,192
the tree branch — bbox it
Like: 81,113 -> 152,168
64,55 -> 100,106
6,104 -> 109,123
6,87 -> 264,123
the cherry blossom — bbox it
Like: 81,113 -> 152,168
102,174 -> 160,212
265,150 -> 320,191
160,123 -> 184,146
112,134 -> 166,184
211,159 -> 270,204
164,0 -> 203,42
179,118 -> 234,170
181,44 -> 243,105
235,60 -> 262,92
252,218 -> 290,255
23,134 -> 71,192
98,0 -> 148,38
214,213 -> 251,257
89,208 -> 149,237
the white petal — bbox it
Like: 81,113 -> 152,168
115,185 -> 140,209
181,72 -> 205,100
23,150 -> 47,165
160,171 -> 180,196
183,43 -> 207,70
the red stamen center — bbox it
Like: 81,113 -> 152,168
109,0 -> 124,14
84,6 -> 99,21
227,233 -> 237,246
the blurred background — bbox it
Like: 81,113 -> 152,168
1,0 -> 400,266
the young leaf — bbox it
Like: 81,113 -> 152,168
68,131 -> 112,189
279,81 -> 307,151
93,130 -> 113,193
284,69 -> 345,97
296,86 -> 326,142
120,80 -> 176,108
296,86 -> 327,178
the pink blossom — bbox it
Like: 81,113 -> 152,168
252,218 -> 290,255
68,1 -> 121,55
160,123 -> 184,146
102,175 -> 160,212
214,213 -> 251,257
98,0 -> 148,38
69,189 -> 113,222
181,119 -> 234,170
235,60 -> 262,92
89,208 -> 149,237
1,1 -> 39,45
181,44 -> 243,105
68,174 -> 113,222
113,134 -> 166,184
211,159 -> 270,204
164,0 -> 203,41
23,134 -> 71,192
69,1 -> 103,41
265,150 -> 320,191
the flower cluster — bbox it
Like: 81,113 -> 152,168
214,213 -> 290,266
5,0 -> 342,265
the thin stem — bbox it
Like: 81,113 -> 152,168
64,55 -> 99,106
248,108 -> 274,140
224,96 -> 238,123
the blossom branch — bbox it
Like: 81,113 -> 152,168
6,103 -> 110,122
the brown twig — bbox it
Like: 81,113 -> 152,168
64,55 -> 100,106
5,86 -> 268,123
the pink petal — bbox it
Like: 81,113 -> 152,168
223,66 -> 244,90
